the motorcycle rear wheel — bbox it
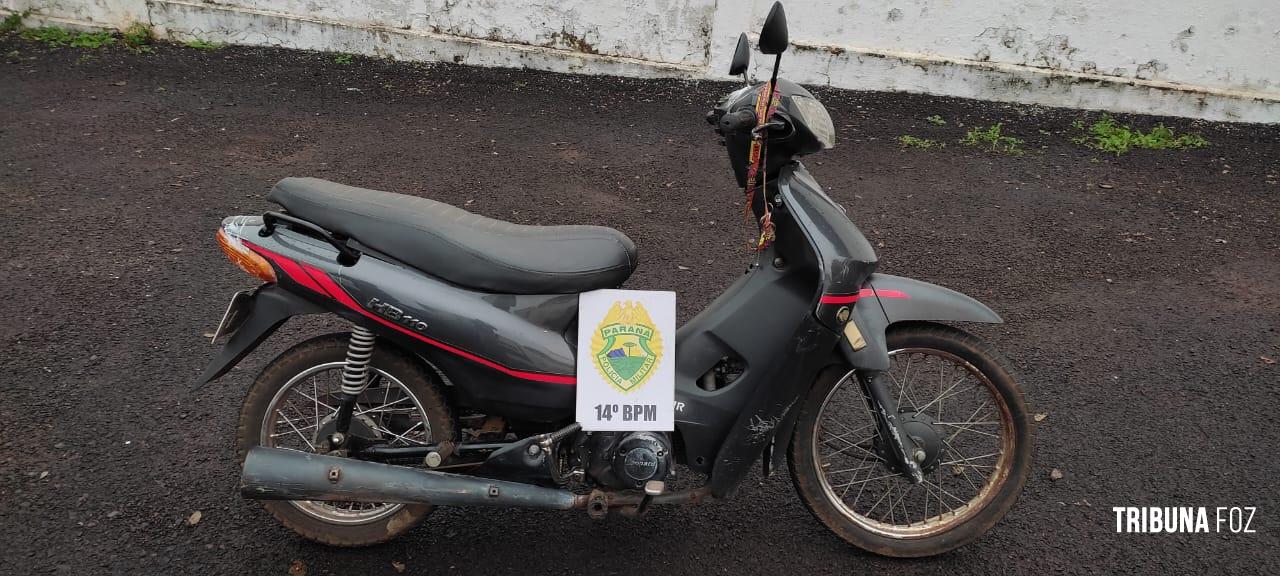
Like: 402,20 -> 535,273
789,322 -> 1032,557
235,333 -> 455,547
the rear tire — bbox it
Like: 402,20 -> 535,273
236,334 -> 455,547
788,322 -> 1032,557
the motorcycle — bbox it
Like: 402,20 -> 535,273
196,2 -> 1031,557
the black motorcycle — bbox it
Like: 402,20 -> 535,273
197,3 -> 1031,557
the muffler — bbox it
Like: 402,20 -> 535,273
239,446 -> 580,510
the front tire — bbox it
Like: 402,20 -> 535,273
236,333 -> 455,547
789,322 -> 1032,557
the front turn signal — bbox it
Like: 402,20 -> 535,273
216,228 -> 277,283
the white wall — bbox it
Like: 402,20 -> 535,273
5,0 -> 1278,122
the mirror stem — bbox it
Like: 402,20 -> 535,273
760,53 -> 783,118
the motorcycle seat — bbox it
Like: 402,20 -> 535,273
267,177 -> 638,294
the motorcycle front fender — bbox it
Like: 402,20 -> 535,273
842,273 -> 1003,371
191,284 -> 326,388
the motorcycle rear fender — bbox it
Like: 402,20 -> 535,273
192,284 -> 325,387
842,273 -> 1003,372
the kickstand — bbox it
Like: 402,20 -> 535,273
634,480 -> 665,516
635,494 -> 653,516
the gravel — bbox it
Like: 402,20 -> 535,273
2,36 -> 1278,575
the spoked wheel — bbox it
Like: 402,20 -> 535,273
236,334 -> 454,546
789,322 -> 1032,557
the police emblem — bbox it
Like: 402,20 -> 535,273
590,300 -> 664,393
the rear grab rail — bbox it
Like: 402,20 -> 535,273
259,210 -> 361,266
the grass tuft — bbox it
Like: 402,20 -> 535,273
121,22 -> 153,52
1,11 -> 25,34
1072,115 -> 1208,155
925,114 -> 947,126
333,52 -> 353,65
961,123 -> 1024,155
20,26 -> 72,45
7,18 -> 152,53
898,135 -> 945,150
184,38 -> 222,50
19,26 -> 122,50
68,31 -> 115,49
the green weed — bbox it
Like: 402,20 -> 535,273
121,22 -> 153,52
184,38 -> 222,50
20,26 -> 72,45
333,52 -> 353,65
19,26 -> 121,49
1,11 -> 25,34
925,114 -> 946,126
69,31 -> 115,49
1072,114 -> 1208,155
961,123 -> 1024,155
898,135 -> 945,150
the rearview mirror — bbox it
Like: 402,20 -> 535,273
758,2 -> 788,55
729,33 -> 751,76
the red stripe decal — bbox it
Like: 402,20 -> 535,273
246,243 -> 327,296
297,264 -> 336,299
819,288 -> 910,305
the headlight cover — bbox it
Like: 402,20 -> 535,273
790,96 -> 836,149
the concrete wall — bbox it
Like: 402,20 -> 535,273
4,0 -> 1278,122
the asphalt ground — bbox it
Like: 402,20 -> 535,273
2,36 -> 1278,575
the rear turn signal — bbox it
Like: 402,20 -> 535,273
216,228 -> 277,283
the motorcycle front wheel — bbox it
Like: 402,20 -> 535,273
789,322 -> 1033,557
235,333 -> 455,547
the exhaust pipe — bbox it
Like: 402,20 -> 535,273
239,446 -> 580,510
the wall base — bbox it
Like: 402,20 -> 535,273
3,0 -> 1278,123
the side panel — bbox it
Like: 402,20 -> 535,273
334,249 -> 581,424
684,165 -> 874,495
241,226 -> 581,423
672,241 -> 822,475
707,313 -> 839,496
670,202 -> 848,496
335,255 -> 579,377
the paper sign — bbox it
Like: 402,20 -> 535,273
576,289 -> 675,431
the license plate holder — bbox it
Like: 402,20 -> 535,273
211,289 -> 255,342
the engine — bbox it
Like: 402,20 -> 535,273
583,432 -> 674,490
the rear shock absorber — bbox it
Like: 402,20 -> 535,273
330,326 -> 376,450
340,326 -> 376,396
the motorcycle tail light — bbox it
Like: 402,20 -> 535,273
216,228 -> 277,283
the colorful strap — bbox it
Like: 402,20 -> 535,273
743,84 -> 781,252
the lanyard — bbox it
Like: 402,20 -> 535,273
743,84 -> 781,252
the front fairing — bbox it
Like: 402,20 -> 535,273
677,162 -> 882,495
777,162 -> 878,328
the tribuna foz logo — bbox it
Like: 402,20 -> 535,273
1112,507 -> 1257,534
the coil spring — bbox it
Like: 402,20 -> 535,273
340,326 -> 376,396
